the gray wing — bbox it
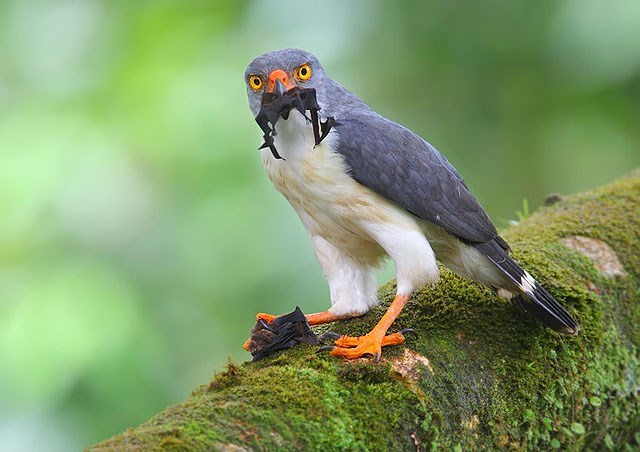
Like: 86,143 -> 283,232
334,112 -> 506,248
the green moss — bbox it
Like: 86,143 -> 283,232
89,172 -> 640,451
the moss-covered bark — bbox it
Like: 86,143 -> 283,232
89,172 -> 640,451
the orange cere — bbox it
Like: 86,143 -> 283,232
268,69 -> 295,93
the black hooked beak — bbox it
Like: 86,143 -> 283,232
273,78 -> 287,98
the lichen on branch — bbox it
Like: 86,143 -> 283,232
90,171 -> 640,451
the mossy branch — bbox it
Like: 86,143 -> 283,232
90,172 -> 640,451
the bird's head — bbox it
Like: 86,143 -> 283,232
244,48 -> 326,117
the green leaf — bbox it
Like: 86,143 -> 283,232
571,422 -> 586,435
604,434 -> 615,449
560,426 -> 573,437
589,396 -> 602,407
524,409 -> 534,421
550,438 -> 561,449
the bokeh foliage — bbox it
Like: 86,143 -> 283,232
0,0 -> 638,449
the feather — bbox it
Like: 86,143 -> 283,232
333,112 -> 505,248
331,103 -> 577,334
475,240 -> 579,335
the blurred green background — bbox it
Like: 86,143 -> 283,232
0,0 -> 638,449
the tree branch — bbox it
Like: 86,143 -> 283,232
90,171 -> 640,451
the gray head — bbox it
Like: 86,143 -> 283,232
244,48 -> 329,117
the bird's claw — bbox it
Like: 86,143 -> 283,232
319,331 -> 342,341
315,345 -> 336,354
259,318 -> 276,333
400,328 -> 417,338
316,330 -> 410,360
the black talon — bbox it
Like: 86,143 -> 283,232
374,352 -> 381,363
259,318 -> 276,333
316,345 -> 336,354
319,331 -> 341,341
400,328 -> 417,338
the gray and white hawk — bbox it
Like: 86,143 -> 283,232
243,48 -> 578,361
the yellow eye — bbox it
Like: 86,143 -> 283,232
295,63 -> 312,81
249,75 -> 264,91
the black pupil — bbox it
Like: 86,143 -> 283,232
253,78 -> 260,85
300,67 -> 307,76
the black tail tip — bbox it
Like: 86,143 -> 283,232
512,295 -> 579,336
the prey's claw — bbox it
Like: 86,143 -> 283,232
319,331 -> 341,341
316,345 -> 336,354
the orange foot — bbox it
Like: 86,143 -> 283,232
318,329 -> 415,361
255,312 -> 277,323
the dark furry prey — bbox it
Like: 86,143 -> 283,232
247,306 -> 319,361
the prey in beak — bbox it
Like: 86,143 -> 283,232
255,69 -> 335,160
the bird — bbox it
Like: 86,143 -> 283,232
243,48 -> 578,361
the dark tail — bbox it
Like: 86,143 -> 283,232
476,241 -> 579,336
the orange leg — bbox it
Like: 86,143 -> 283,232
243,310 -> 361,350
305,310 -> 357,325
326,293 -> 411,361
